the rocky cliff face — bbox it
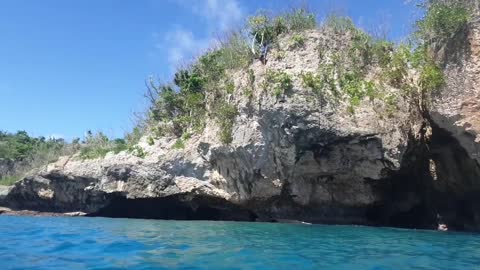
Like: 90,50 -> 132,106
423,13 -> 480,231
1,19 -> 479,231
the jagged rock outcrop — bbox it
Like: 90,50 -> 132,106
1,17 -> 479,231
432,13 -> 480,164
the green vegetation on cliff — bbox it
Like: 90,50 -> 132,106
416,0 -> 471,48
5,1 -> 473,175
77,130 -> 146,160
78,131 -> 127,160
145,8 -> 317,145
142,3 -> 472,145
0,131 -> 67,161
414,0 -> 473,107
0,129 -> 145,185
0,131 -> 75,185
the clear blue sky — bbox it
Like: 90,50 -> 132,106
0,0 -> 418,140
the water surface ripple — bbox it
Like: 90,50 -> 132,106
0,216 -> 479,269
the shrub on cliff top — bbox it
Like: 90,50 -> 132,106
77,131 -> 148,160
248,8 -> 316,54
323,15 -> 357,33
416,0 -> 471,47
78,132 -> 128,160
216,32 -> 254,71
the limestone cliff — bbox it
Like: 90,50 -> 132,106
422,9 -> 480,231
1,8 -> 479,231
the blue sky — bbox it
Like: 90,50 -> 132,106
0,0 -> 419,140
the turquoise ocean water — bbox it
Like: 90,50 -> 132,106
0,216 -> 479,269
